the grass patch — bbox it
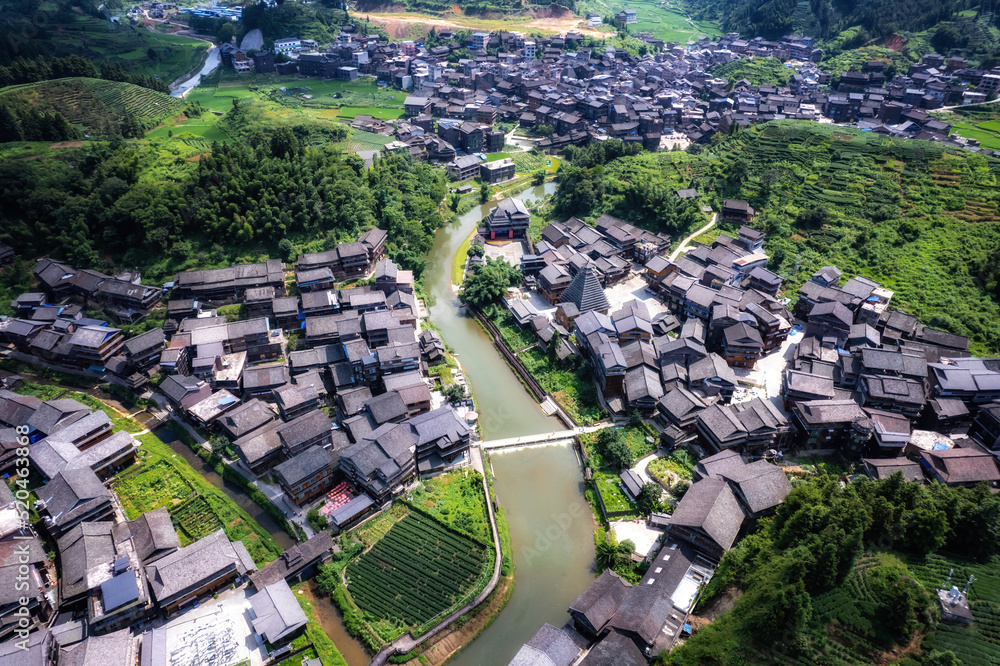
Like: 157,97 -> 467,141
113,460 -> 193,518
593,471 -> 638,514
452,228 -> 476,287
112,432 -> 283,566
405,470 -> 490,543
577,0 -> 720,41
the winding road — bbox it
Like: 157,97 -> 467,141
670,212 -> 718,261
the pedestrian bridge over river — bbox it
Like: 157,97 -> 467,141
480,425 -> 609,450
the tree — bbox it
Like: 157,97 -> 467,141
208,434 -> 231,457
537,124 -> 554,136
597,428 -> 633,469
450,192 -> 461,211
636,482 -> 662,515
466,241 -> 485,258
629,409 -> 644,428
532,168 -> 545,185
278,238 -> 295,261
479,182 -> 491,203
443,383 -> 466,402
596,533 -> 621,570
460,257 -> 520,307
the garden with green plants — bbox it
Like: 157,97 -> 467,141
314,495 -> 495,651
111,428 -> 283,566
661,473 -> 1000,666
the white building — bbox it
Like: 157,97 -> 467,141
587,13 -> 602,26
274,38 -> 301,54
524,41 -> 536,59
472,32 -> 489,50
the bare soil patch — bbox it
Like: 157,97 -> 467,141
49,141 -> 85,149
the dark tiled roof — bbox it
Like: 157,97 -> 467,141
568,569 -> 632,634
126,507 -> 180,563
250,533 -> 337,589
670,477 -> 744,551
921,448 -> 1000,484
274,446 -> 334,486
578,630 -> 647,666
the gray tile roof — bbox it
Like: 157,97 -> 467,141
122,328 -> 165,356
145,529 -> 255,604
721,460 -> 791,515
243,365 -> 290,391
60,627 -> 138,666
217,399 -> 277,439
126,508 -> 180,564
40,467 -> 112,529
578,630 -> 647,666
670,477 -> 744,552
408,407 -> 469,447
793,399 -> 866,426
568,569 -> 632,635
56,521 -> 116,602
274,446 -> 334,487
508,623 -> 580,666
249,580 -> 308,644
250,533 -> 337,589
26,398 -> 90,436
560,266 -> 610,314
277,410 -> 332,450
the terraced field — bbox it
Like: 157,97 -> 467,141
0,78 -> 182,132
346,511 -> 488,627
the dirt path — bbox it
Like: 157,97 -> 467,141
364,12 -> 607,38
669,213 -> 717,260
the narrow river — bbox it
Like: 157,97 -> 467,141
150,182 -> 596,664
171,46 -> 220,98
426,183 -> 596,664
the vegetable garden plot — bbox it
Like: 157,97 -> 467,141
345,512 -> 487,626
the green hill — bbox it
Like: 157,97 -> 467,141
0,4 -> 208,85
0,78 -> 183,136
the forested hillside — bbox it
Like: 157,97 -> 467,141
0,133 -> 448,286
660,474 -> 1000,665
682,0 -> 1000,44
0,1 -> 207,86
553,122 -> 1000,355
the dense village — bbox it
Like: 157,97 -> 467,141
1,174 -> 999,663
1,1 -> 1000,664
207,21 -> 1000,176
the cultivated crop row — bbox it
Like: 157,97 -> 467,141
346,512 -> 486,626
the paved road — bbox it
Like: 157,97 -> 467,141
670,213 -> 718,261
